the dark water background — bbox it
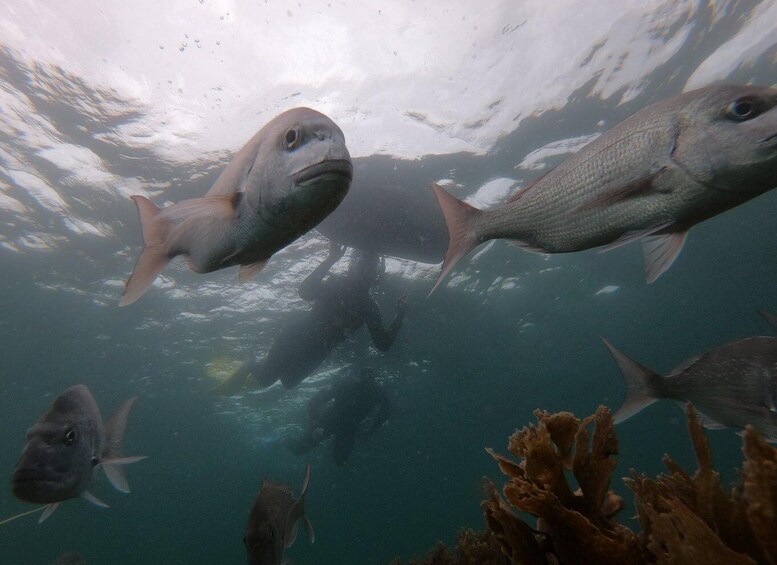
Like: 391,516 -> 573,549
2,2 -> 777,564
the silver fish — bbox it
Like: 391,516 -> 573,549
431,84 -> 777,292
120,107 -> 353,306
244,464 -> 314,565
12,385 -> 146,522
602,321 -> 777,440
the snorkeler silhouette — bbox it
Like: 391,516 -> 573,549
286,367 -> 391,465
211,242 -> 407,395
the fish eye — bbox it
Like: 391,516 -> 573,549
727,98 -> 761,121
284,127 -> 301,149
64,429 -> 76,446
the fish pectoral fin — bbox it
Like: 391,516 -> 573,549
569,168 -> 668,216
597,221 -> 674,253
303,514 -> 315,544
508,239 -> 548,254
641,230 -> 688,283
39,502 -> 60,523
81,491 -> 110,508
238,260 -> 268,283
102,456 -> 148,493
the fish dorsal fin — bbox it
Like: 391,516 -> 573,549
666,354 -> 703,379
507,171 -> 550,203
569,168 -> 668,214
238,260 -> 268,284
81,490 -> 109,508
299,463 -> 311,498
102,397 -> 145,493
641,230 -> 688,283
104,397 -> 137,461
39,502 -> 60,523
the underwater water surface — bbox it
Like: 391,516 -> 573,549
1,1 -> 777,564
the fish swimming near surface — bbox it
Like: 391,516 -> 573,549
602,321 -> 777,440
12,385 -> 146,522
120,107 -> 353,306
430,84 -> 777,292
244,463 -> 314,565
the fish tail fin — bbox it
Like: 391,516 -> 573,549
601,337 -> 662,423
759,310 -> 777,331
120,195 -> 172,306
429,183 -> 483,295
103,397 -> 146,493
299,463 -> 314,543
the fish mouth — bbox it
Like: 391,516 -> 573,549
12,468 -> 59,486
294,159 -> 353,186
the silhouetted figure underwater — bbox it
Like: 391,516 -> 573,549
286,367 -> 391,465
211,242 -> 407,395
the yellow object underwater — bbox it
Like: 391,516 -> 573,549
205,357 -> 244,385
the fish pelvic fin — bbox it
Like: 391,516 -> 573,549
303,514 -> 315,544
39,502 -> 60,523
429,183 -> 483,295
642,230 -> 688,283
601,337 -> 662,424
120,196 -> 172,306
102,397 -> 145,493
239,260 -> 268,283
81,490 -> 109,508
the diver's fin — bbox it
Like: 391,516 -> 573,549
120,196 -> 172,306
601,337 -> 662,423
239,260 -> 268,283
39,502 -> 60,523
103,397 -> 144,493
429,183 -> 484,295
641,230 -> 688,283
303,514 -> 315,544
81,491 -> 109,508
759,310 -> 777,330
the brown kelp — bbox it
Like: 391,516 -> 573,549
483,404 -> 777,564
396,404 -> 777,564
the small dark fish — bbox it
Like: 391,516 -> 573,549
602,328 -> 777,440
761,309 -> 777,329
244,464 -> 314,565
50,551 -> 86,565
431,84 -> 777,292
120,107 -> 353,306
12,385 -> 146,522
